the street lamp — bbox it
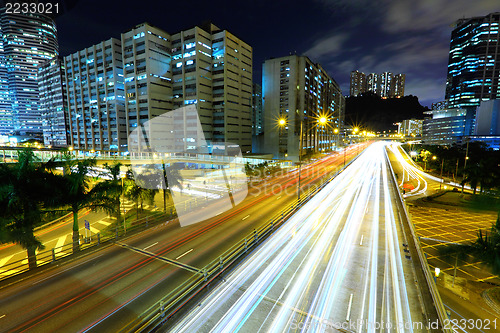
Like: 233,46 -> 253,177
121,173 -> 126,233
297,116 -> 332,201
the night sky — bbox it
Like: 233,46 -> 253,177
55,0 -> 499,107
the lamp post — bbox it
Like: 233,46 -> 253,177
439,158 -> 444,190
121,174 -> 126,233
462,138 -> 469,193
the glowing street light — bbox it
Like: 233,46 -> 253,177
319,116 -> 327,125
278,118 -> 286,127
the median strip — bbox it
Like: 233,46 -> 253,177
116,242 -> 201,274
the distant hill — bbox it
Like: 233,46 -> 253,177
345,92 -> 429,132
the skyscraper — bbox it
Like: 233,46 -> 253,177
252,83 -> 263,136
0,6 -> 58,138
171,23 -> 253,153
38,56 -> 68,146
350,71 -> 405,98
262,55 -> 344,161
63,38 -> 127,152
349,70 -> 366,96
446,12 -> 500,109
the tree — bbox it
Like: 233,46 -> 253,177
0,149 -> 65,269
161,163 -> 183,214
124,168 -> 158,220
61,158 -> 117,253
100,162 -> 124,223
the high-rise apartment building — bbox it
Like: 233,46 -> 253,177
43,22 -> 253,153
350,71 -> 405,98
63,38 -> 127,151
171,23 -> 253,153
445,12 -> 500,109
252,83 -> 263,136
0,7 -> 58,137
38,56 -> 68,146
262,55 -> 344,161
350,70 -> 366,96
393,73 -> 405,97
121,23 -> 173,152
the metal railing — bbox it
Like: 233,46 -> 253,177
385,149 -> 452,333
119,154 -> 360,332
0,211 -> 168,283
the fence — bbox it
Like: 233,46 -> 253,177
0,211 -> 168,283
385,149 -> 453,333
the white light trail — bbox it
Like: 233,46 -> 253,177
170,142 -> 419,333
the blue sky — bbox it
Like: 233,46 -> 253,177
56,0 -> 499,107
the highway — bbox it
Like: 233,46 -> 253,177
169,142 -> 429,332
0,146 -> 364,332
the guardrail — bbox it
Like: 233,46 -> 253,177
119,153 -> 361,332
0,211 -> 169,283
385,149 -> 453,333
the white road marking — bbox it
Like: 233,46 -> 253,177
0,314 -> 5,319
96,219 -> 110,226
176,249 -> 194,260
89,226 -> 99,234
346,293 -> 353,321
54,236 -> 67,253
0,255 -> 14,268
242,215 -> 250,221
143,242 -> 158,251
216,212 -> 223,216
276,196 -> 281,200
360,235 -> 364,246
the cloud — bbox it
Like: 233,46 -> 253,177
405,78 -> 446,106
303,33 -> 350,60
382,0 -> 499,33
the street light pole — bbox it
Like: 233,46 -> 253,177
439,158 -> 444,190
298,119 -> 303,201
462,139 -> 469,193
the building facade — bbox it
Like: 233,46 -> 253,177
122,23 -> 173,152
252,83 -> 263,135
38,56 -> 68,146
396,118 -> 423,137
422,107 -> 475,145
43,22 -> 252,153
349,70 -> 366,96
0,7 -> 58,137
63,38 -> 127,152
262,55 -> 344,161
446,12 -> 500,109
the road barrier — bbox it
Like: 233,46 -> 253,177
385,149 -> 453,333
0,211 -> 168,283
119,154 -> 361,333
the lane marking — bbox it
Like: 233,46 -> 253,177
276,196 -> 281,200
176,248 -> 194,260
89,226 -> 99,234
54,235 -> 67,254
143,242 -> 158,251
0,255 -> 14,268
360,235 -> 364,246
216,212 -> 223,216
346,293 -> 353,321
96,220 -> 110,226
242,215 -> 250,221
0,314 -> 5,319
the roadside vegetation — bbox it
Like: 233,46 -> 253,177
0,148 -> 177,269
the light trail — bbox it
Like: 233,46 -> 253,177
170,142 -> 424,333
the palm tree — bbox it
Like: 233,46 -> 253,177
124,169 -> 158,220
161,162 -> 182,214
0,149 -> 65,269
62,158 -> 117,253
100,162 -> 124,223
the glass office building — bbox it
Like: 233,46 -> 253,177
0,7 -> 58,137
446,12 -> 500,109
